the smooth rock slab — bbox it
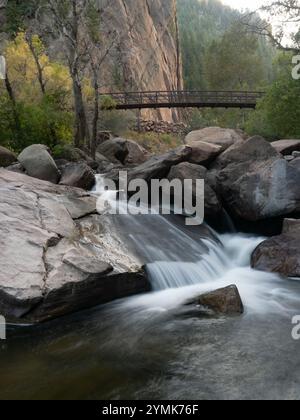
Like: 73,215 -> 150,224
185,127 -> 245,152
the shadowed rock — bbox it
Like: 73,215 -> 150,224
0,146 -> 17,168
271,139 -> 300,156
59,162 -> 96,190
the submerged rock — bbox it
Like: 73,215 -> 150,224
189,285 -> 244,315
251,219 -> 300,278
0,169 -> 150,323
18,144 -> 60,184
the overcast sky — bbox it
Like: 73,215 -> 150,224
221,0 -> 265,11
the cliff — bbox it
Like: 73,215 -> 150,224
100,0 -> 182,121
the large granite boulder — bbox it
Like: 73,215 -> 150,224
211,136 -> 300,221
18,144 -> 60,184
59,162 -> 96,190
271,139 -> 300,156
251,219 -> 300,278
97,137 -> 150,166
185,127 -> 245,152
127,146 -> 192,183
168,162 -> 222,219
0,169 -> 150,323
0,146 -> 17,167
189,285 -> 244,315
188,142 -> 222,167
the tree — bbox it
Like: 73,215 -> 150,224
242,0 -> 300,53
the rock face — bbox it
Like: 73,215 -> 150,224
211,136 -> 300,221
97,138 -> 150,166
18,144 -> 60,184
0,169 -> 150,323
128,146 -> 192,182
0,146 -> 17,167
185,127 -> 245,152
168,162 -> 222,219
59,162 -> 96,190
271,139 -> 300,156
251,219 -> 300,278
188,142 -> 222,167
192,285 -> 244,315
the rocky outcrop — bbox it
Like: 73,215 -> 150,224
0,146 -> 17,167
137,120 -> 187,134
0,169 -> 150,323
188,142 -> 222,167
18,144 -> 60,184
97,138 -> 150,166
185,127 -> 245,152
168,162 -> 222,219
59,162 -> 96,190
127,146 -> 192,182
251,219 -> 300,278
271,139 -> 300,156
210,136 -> 300,222
189,285 -> 244,315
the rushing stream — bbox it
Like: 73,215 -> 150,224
0,176 -> 300,400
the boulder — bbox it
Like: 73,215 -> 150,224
18,144 -> 60,184
290,157 -> 300,170
6,163 -> 25,174
191,285 -> 244,315
211,136 -> 300,221
251,219 -> 300,278
0,169 -> 150,323
271,139 -> 300,156
185,127 -> 245,152
59,162 -> 96,190
168,162 -> 222,219
188,141 -> 222,167
128,146 -> 192,183
0,146 -> 17,167
97,137 -> 150,166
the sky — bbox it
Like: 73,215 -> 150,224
221,0 -> 265,11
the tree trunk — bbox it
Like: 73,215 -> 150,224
91,77 -> 99,160
73,77 -> 89,149
5,72 -> 22,143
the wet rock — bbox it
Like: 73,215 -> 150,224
0,169 -> 150,323
251,219 -> 300,278
0,146 -> 17,167
190,285 -> 244,315
271,139 -> 300,156
168,162 -> 222,219
59,162 -> 96,190
97,138 -> 150,166
18,144 -> 60,184
185,127 -> 245,152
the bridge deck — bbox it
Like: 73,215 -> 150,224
100,90 -> 265,110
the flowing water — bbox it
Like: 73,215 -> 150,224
0,176 -> 300,400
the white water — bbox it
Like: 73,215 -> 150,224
92,175 -> 299,317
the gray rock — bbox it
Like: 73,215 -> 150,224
0,146 -> 17,167
190,285 -> 244,315
271,139 -> 300,156
212,136 -> 300,221
59,162 -> 96,190
285,155 -> 295,162
292,151 -> 300,158
0,169 -> 149,323
6,163 -> 25,174
290,157 -> 300,170
185,127 -> 245,152
128,146 -> 192,183
168,162 -> 222,219
188,141 -> 222,166
251,222 -> 300,278
18,144 -> 60,184
98,137 -> 150,166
